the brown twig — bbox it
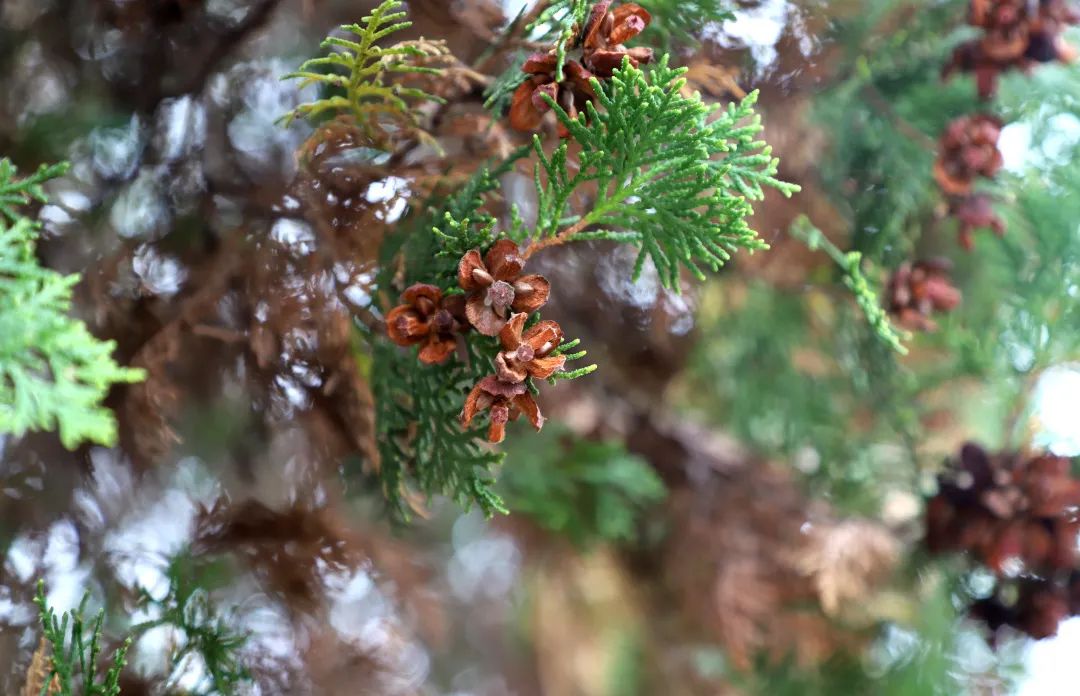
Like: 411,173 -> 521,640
522,216 -> 592,259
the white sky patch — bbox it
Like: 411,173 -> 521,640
1020,618 -> 1080,695
1001,113 -> 1080,172
1031,364 -> 1080,456
499,0 -> 535,18
999,122 -> 1033,173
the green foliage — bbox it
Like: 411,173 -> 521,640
0,160 -> 144,448
812,0 -> 975,264
372,163 -> 513,517
34,581 -> 131,696
0,159 -> 68,224
684,279 -> 922,514
942,123 -> 1080,448
501,424 -> 665,546
279,0 -> 447,141
636,0 -> 734,50
790,215 -> 909,355
373,338 -> 507,518
546,335 -> 597,382
539,56 -> 798,289
132,552 -> 251,694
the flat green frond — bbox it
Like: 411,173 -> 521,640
373,338 -> 507,519
0,159 -> 69,223
0,160 -> 144,449
538,55 -> 798,290
279,0 -> 449,141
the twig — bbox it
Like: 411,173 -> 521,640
522,216 -> 592,259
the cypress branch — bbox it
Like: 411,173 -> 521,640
0,159 -> 144,448
279,0 -> 449,145
526,56 -> 798,289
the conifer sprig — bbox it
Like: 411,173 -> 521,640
790,216 -> 909,355
0,160 -> 144,449
34,581 -> 131,696
131,553 -> 251,693
527,56 -> 798,289
373,338 -> 507,518
374,165 -> 518,517
279,0 -> 448,143
0,159 -> 69,224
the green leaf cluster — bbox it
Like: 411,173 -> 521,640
279,0 -> 447,142
0,159 -> 144,448
33,581 -> 131,696
373,337 -> 507,518
0,159 -> 68,224
372,163 -> 513,517
372,154 -> 597,516
812,0 -> 976,264
538,56 -> 798,289
684,279 -> 921,514
501,424 -> 665,547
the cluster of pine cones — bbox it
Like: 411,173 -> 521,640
934,113 -> 1008,250
926,442 -> 1080,639
385,240 -> 566,443
945,0 -> 1080,98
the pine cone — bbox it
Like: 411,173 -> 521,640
925,443 -> 1080,574
934,114 -> 1004,195
458,240 -> 550,335
510,54 -> 598,137
581,1 -> 654,77
385,283 -> 468,364
950,192 -> 1006,249
461,375 -> 544,443
494,312 -> 566,383
885,258 -> 961,331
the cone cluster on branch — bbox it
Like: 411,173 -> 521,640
510,1 -> 653,136
934,1 -> 1080,250
945,0 -> 1080,99
925,442 -> 1080,639
385,238 -> 566,443
934,114 -> 1008,249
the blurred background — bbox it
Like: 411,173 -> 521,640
1,0 -> 1079,693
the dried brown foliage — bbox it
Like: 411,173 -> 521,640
21,638 -> 59,696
